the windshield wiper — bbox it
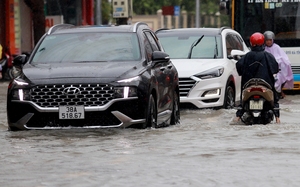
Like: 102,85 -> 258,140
38,47 -> 45,52
188,35 -> 204,59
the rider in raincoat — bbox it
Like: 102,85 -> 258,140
235,32 -> 280,123
264,31 -> 294,99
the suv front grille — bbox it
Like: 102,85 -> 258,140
179,77 -> 196,97
30,84 -> 114,108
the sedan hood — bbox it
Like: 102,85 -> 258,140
171,59 -> 227,77
23,61 -> 142,81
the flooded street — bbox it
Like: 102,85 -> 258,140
1,80 -> 300,187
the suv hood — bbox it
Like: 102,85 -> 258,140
171,59 -> 227,77
23,61 -> 142,81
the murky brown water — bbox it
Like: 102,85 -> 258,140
1,81 -> 300,187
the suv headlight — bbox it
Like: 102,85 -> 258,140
115,76 -> 140,98
12,89 -> 31,101
194,67 -> 224,79
117,76 -> 140,83
115,86 -> 137,98
10,78 -> 30,101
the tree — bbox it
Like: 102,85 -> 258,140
23,0 -> 45,45
132,0 -> 220,15
101,0 -> 111,24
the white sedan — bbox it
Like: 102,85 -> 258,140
156,27 -> 249,109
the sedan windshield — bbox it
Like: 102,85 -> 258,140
158,34 -> 223,59
32,32 -> 141,64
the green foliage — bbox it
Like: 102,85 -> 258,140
101,0 -> 111,24
133,0 -> 220,15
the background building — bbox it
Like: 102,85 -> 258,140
0,0 -> 94,57
0,0 -> 226,57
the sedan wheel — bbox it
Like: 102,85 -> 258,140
224,85 -> 235,109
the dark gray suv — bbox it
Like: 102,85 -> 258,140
7,22 -> 180,131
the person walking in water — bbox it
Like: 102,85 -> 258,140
264,31 -> 294,99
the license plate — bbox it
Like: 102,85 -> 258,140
59,106 -> 85,119
249,100 -> 263,110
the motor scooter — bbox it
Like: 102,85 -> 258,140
0,52 -> 13,80
238,78 -> 279,125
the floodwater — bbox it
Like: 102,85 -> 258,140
1,80 -> 300,187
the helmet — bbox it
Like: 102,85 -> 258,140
264,31 -> 275,40
250,32 -> 265,47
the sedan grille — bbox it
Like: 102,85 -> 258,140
179,77 -> 197,97
30,84 -> 115,108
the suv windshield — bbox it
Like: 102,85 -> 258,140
32,33 -> 141,64
158,34 -> 223,59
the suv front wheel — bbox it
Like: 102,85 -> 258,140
143,94 -> 157,128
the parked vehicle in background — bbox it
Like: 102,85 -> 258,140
0,45 -> 13,80
156,27 -> 249,109
227,1 -> 300,91
7,22 -> 180,131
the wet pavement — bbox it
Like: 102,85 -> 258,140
1,80 -> 300,187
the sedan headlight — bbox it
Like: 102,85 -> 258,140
115,86 -> 137,98
194,67 -> 224,79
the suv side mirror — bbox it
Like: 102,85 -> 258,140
151,51 -> 170,64
13,54 -> 27,66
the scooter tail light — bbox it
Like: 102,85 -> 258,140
248,87 -> 266,92
253,95 -> 260,99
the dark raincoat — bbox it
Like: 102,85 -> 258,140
236,45 -> 279,88
236,45 -> 280,117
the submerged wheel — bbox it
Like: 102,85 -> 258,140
144,94 -> 157,128
170,91 -> 180,125
224,85 -> 235,109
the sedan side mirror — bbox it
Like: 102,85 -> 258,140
231,50 -> 247,60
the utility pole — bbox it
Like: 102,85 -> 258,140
196,0 -> 201,28
96,0 -> 102,25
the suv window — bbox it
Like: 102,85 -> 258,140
32,33 -> 141,64
144,31 -> 160,51
143,33 -> 154,61
226,34 -> 244,56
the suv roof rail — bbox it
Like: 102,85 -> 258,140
47,24 -> 75,35
132,22 -> 148,32
155,28 -> 170,34
219,26 -> 232,34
